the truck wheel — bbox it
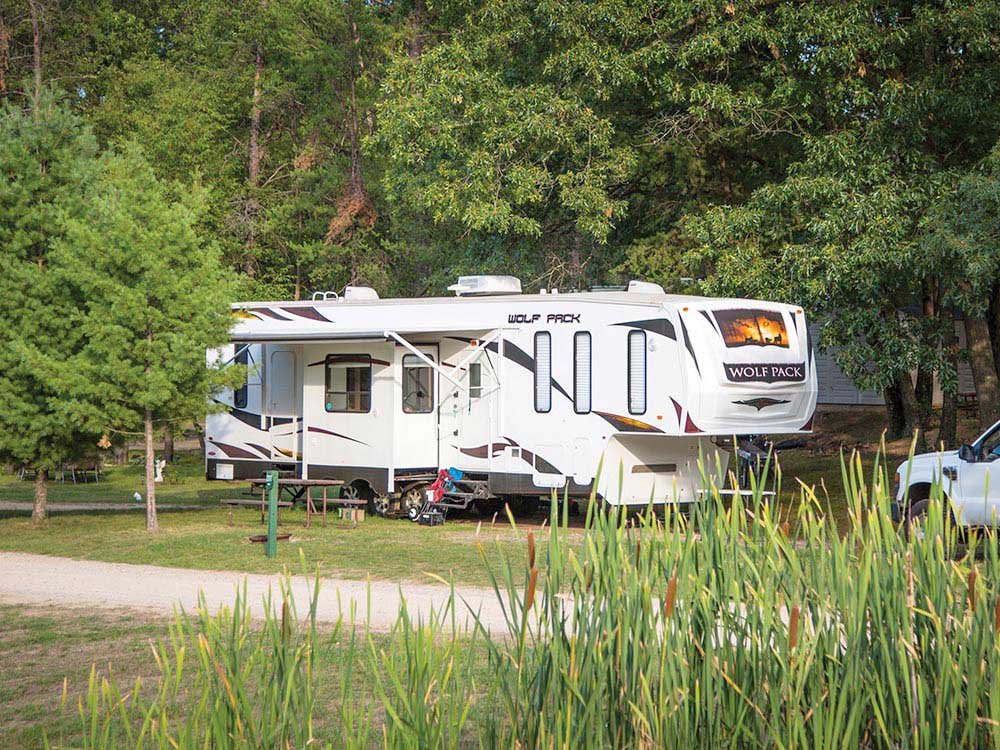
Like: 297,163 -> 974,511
903,498 -> 956,545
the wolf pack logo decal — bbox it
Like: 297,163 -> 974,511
724,362 -> 805,383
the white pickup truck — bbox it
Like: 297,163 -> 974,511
894,419 -> 1000,531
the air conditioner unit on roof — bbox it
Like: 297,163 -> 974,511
448,275 -> 522,297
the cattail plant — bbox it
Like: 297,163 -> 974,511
49,443 -> 1000,750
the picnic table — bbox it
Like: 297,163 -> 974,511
246,477 -> 360,528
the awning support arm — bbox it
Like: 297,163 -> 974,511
383,329 -> 503,393
384,330 -> 466,390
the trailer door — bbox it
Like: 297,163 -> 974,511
439,343 -> 498,472
394,345 -> 439,470
266,347 -> 300,462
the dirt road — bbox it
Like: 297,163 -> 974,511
0,552 -> 512,632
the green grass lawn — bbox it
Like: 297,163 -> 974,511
0,505 -> 551,587
0,451 -> 232,506
0,445 -> 904,588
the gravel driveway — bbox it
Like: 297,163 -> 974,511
0,552 -> 513,632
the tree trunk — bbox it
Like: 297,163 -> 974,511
407,0 -> 426,58
28,0 -> 42,113
0,12 -> 10,94
914,291 -> 936,429
964,313 -> 1000,430
939,386 -> 958,450
145,409 -> 158,532
193,419 -> 205,452
163,426 -> 175,464
245,9 -> 265,278
895,371 -> 925,451
988,284 -> 1000,380
914,366 -> 933,431
884,381 -> 907,440
31,468 -> 47,524
938,312 -> 961,450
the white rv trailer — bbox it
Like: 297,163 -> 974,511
205,277 -> 818,515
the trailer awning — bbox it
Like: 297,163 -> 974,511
230,326 -> 494,343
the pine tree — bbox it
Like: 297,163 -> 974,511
0,93 -> 101,523
56,144 -> 236,531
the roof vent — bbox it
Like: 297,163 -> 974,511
343,286 -> 379,301
627,280 -> 666,295
448,275 -> 522,297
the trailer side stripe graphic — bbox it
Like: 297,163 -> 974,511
593,411 -> 664,433
209,441 -> 261,460
458,442 -> 562,475
306,426 -> 371,447
254,307 -> 294,321
670,397 -> 684,427
245,443 -> 271,457
612,318 -> 676,339
279,306 -> 330,322
213,401 -> 264,430
447,336 -> 571,403
679,318 -> 701,375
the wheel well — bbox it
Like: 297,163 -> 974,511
906,482 -> 933,504
347,479 -> 375,500
904,482 -> 955,518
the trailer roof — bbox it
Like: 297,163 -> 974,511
228,289 -> 797,342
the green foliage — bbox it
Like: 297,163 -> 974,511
54,144 -> 237,433
5,0 -> 1000,398
0,95 -> 101,470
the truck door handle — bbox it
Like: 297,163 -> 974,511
943,466 -> 958,481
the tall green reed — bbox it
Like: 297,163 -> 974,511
49,447 -> 1000,749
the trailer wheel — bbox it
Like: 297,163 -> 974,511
401,485 -> 427,521
342,481 -> 374,510
371,493 -> 390,517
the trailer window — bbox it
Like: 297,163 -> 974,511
574,332 -> 591,414
234,346 -> 249,409
402,354 -> 434,413
713,309 -> 789,348
325,356 -> 371,413
534,332 -> 551,413
469,362 -> 482,399
628,330 -> 646,414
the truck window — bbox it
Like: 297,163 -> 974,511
325,356 -> 372,413
402,354 -> 434,413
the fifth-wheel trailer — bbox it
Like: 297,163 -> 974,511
205,276 -> 817,516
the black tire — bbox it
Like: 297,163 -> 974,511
903,497 -> 957,545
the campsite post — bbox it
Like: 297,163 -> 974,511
265,470 -> 278,558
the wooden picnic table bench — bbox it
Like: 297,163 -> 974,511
247,477 -> 353,528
